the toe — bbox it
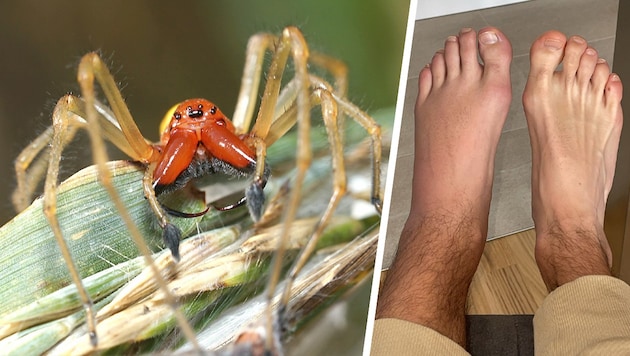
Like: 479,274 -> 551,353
459,28 -> 480,76
477,27 -> 512,82
528,30 -> 567,82
431,50 -> 446,88
562,36 -> 589,81
592,58 -> 612,94
576,47 -> 598,87
444,35 -> 461,78
418,65 -> 433,104
605,73 -> 623,107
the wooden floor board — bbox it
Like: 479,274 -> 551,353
468,229 -> 548,314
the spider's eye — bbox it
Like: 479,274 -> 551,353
174,112 -> 182,120
210,106 -> 217,115
188,105 -> 203,118
216,118 -> 226,126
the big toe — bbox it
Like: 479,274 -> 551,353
528,30 -> 567,81
478,27 -> 513,81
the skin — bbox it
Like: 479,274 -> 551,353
523,31 -> 623,290
375,27 -> 623,348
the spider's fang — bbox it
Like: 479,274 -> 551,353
212,196 -> 248,211
161,203 -> 209,218
163,223 -> 182,262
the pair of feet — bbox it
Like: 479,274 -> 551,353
376,27 -> 623,346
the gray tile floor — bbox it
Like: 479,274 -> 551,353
383,0 -> 619,268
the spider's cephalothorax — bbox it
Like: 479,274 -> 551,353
152,98 -> 270,220
153,99 -> 256,194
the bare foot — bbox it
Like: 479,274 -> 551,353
523,31 -> 623,290
412,27 -> 512,221
376,27 -> 512,346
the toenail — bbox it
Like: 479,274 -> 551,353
611,74 -> 620,82
598,58 -> 607,63
446,35 -> 457,42
571,36 -> 586,44
543,38 -> 564,50
461,27 -> 473,33
479,31 -> 498,45
585,48 -> 597,56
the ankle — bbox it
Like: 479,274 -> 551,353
535,221 -> 611,290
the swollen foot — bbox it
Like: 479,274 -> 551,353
376,27 -> 513,346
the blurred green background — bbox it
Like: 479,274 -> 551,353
0,0 -> 410,226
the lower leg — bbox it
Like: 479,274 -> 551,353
376,27 -> 513,346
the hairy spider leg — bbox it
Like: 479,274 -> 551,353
232,35 -> 348,134
13,126 -> 55,211
42,97 -> 99,346
250,27 -> 312,354
228,26 -> 384,352
13,97 -> 147,213
275,77 -> 384,309
28,53 -> 202,349
229,31 -> 350,226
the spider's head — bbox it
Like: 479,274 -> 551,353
159,98 -> 235,143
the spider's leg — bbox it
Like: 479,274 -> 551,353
278,88 -> 346,309
42,95 -> 98,346
263,74 -> 383,329
332,91 -> 383,212
248,26 -> 311,353
232,32 -> 276,135
231,31 -> 293,223
76,53 -> 200,349
142,163 -> 185,261
12,97 -> 144,213
13,126 -> 59,212
309,52 -> 348,98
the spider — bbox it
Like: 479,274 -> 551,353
12,26 -> 383,353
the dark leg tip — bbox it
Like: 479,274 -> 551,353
89,331 -> 98,347
246,180 -> 265,222
372,197 -> 383,215
163,223 -> 181,262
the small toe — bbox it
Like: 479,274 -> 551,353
444,35 -> 461,78
562,36 -> 589,81
592,58 -> 612,93
605,73 -> 623,106
430,50 -> 446,88
418,65 -> 433,104
459,28 -> 480,76
576,47 -> 598,87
